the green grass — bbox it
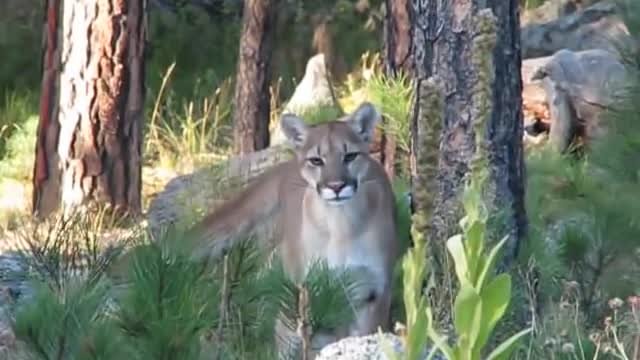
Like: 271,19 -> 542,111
0,91 -> 38,160
363,70 -> 413,154
145,64 -> 236,171
0,114 -> 38,182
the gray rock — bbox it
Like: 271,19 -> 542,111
315,333 -> 444,360
270,53 -> 343,145
0,252 -> 30,304
521,1 -> 636,59
526,48 -> 630,152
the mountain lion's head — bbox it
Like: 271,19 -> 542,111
280,102 -> 381,205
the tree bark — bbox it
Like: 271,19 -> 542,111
32,0 -> 146,218
383,0 -> 413,77
411,0 -> 526,264
409,0 -> 438,193
233,0 -> 279,155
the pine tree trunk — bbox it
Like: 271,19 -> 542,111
381,0 -> 413,180
383,0 -> 413,77
233,0 -> 278,155
33,0 -> 146,218
411,0 -> 526,264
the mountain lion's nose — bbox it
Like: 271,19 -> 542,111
326,181 -> 346,193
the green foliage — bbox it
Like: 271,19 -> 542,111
12,227 -> 218,360
9,210 -> 131,360
114,233 -> 220,360
0,4 -> 42,96
146,6 -> 241,104
388,177 -> 414,324
264,260 -> 360,332
293,104 -> 344,126
0,91 -> 37,161
10,213 -> 365,359
381,218 -> 437,360
514,7 -> 640,359
9,208 -> 129,292
522,76 -> 640,318
0,114 -> 37,181
145,66 -> 236,169
364,70 -> 413,154
13,279 -> 131,360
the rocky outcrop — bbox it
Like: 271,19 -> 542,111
521,1 -> 635,59
145,144 -> 293,237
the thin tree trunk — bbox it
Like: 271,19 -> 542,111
409,0 -> 439,192
233,0 -> 278,155
32,0 -> 146,218
381,0 -> 413,180
383,0 -> 413,77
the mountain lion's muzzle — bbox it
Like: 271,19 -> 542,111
317,179 -> 358,203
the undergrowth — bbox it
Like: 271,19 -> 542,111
6,210 -> 368,359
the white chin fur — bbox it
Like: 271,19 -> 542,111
320,185 -> 355,204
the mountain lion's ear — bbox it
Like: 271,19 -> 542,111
280,113 -> 309,148
347,102 -> 380,143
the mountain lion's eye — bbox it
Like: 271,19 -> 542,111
343,152 -> 359,163
307,157 -> 324,166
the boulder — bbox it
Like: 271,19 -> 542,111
521,48 -> 630,152
315,333 -> 443,360
521,1 -> 635,59
270,53 -> 343,145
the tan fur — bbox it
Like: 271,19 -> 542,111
185,102 -> 399,350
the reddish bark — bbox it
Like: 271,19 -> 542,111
32,0 -> 146,218
233,0 -> 278,155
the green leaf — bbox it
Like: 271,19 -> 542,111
427,324 -> 454,360
485,327 -> 532,360
464,220 -> 486,285
402,248 -> 427,327
462,181 -> 481,222
446,234 -> 469,283
476,235 -> 509,289
453,285 -> 483,351
406,305 -> 431,360
476,273 -> 512,350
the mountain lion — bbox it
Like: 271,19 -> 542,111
185,102 -> 400,352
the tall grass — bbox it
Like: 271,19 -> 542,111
145,63 -> 235,171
